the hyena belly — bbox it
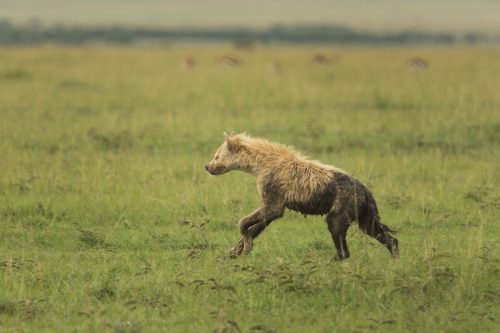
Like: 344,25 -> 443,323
284,172 -> 338,216
284,172 -> 369,217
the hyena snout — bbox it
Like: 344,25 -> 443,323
205,164 -> 215,175
205,163 -> 222,175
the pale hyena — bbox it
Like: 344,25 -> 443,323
205,132 -> 399,260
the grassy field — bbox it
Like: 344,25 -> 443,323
0,45 -> 499,332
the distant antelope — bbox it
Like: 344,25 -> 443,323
180,55 -> 195,71
312,54 -> 330,64
267,61 -> 282,74
216,55 -> 242,68
233,40 -> 255,50
407,57 -> 428,70
312,54 -> 340,65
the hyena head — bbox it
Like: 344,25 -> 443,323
205,132 -> 245,175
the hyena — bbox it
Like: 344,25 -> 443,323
205,132 -> 399,260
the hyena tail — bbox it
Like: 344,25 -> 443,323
358,194 -> 399,257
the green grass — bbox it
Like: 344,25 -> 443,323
0,46 -> 499,332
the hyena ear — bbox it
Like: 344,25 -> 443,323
223,131 -> 238,139
226,137 -> 241,153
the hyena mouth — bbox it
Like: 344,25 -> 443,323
207,166 -> 228,175
205,165 -> 221,175
205,165 -> 214,175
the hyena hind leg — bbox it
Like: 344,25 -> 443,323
326,213 -> 352,260
379,229 -> 399,258
359,214 -> 399,258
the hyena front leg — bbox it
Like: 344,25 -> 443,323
227,221 -> 267,256
241,207 -> 284,254
227,206 -> 283,257
226,208 -> 263,257
246,208 -> 282,241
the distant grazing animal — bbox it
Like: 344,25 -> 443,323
312,54 -> 340,65
216,55 -> 242,68
407,57 -> 428,70
267,61 -> 282,73
180,55 -> 195,71
233,40 -> 255,50
312,54 -> 330,64
205,132 -> 399,260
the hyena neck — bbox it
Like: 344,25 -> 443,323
238,150 -> 294,177
233,135 -> 305,176
238,150 -> 347,179
235,158 -> 260,176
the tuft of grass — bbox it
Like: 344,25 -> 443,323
78,229 -> 115,251
0,300 -> 17,316
0,299 -> 42,320
0,69 -> 31,80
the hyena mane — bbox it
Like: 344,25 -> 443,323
205,132 -> 399,260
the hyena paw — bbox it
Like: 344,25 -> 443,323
334,253 -> 350,261
225,241 -> 244,258
241,246 -> 253,256
242,238 -> 253,255
390,239 -> 400,259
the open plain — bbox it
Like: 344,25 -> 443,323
0,46 -> 499,332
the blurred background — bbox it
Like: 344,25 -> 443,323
1,0 -> 500,45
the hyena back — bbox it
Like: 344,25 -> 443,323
205,132 -> 399,260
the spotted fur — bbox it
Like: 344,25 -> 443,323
205,132 -> 399,260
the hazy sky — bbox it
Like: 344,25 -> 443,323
1,0 -> 500,32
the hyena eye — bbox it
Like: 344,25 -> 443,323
215,156 -> 219,160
